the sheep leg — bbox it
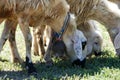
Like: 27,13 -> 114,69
18,17 -> 36,74
8,20 -> 23,63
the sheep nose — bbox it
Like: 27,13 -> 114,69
94,51 -> 102,56
82,41 -> 87,50
72,58 -> 86,68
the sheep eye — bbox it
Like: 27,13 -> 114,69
94,42 -> 98,45
82,41 -> 87,50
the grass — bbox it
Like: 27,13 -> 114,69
0,22 -> 120,80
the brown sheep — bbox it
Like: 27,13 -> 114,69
0,0 -> 79,74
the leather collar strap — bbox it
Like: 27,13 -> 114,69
56,12 -> 70,40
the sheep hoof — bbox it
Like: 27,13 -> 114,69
46,60 -> 53,67
72,58 -> 86,68
26,62 -> 37,76
94,51 -> 102,56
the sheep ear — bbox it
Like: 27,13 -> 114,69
72,33 -> 83,60
73,40 -> 82,60
114,32 -> 120,49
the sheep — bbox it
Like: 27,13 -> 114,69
0,0 -> 88,74
0,0 -> 73,74
34,25 -> 87,67
67,0 -> 120,57
78,20 -> 103,57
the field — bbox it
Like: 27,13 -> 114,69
0,22 -> 120,80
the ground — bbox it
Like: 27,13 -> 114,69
0,22 -> 120,80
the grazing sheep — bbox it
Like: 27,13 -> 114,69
78,20 -> 103,57
43,14 -> 88,67
92,0 -> 120,56
66,0 -> 120,57
0,0 -> 89,74
0,0 -> 76,74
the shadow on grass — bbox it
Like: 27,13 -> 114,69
0,58 -> 9,62
0,50 -> 120,79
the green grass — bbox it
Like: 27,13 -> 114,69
0,22 -> 120,80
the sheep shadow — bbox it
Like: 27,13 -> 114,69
0,51 -> 120,79
35,55 -> 120,79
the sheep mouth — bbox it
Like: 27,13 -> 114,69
94,51 -> 102,56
